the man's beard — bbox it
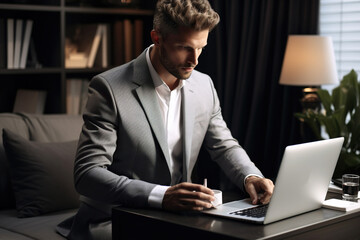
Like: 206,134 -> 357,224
160,45 -> 194,80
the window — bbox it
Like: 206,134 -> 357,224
319,0 -> 360,79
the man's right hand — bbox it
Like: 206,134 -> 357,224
162,182 -> 215,211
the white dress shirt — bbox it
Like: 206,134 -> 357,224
153,72 -> 184,185
146,46 -> 184,208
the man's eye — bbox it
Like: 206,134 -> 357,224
176,46 -> 186,50
177,46 -> 204,52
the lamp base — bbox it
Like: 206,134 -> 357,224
300,87 -> 321,112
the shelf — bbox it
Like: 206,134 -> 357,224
0,4 -> 154,15
0,68 -> 62,75
0,4 -> 60,11
0,1 -> 155,113
65,67 -> 109,73
65,7 -> 153,16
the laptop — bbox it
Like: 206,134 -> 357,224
203,137 -> 344,224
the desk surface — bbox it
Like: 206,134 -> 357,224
112,192 -> 360,240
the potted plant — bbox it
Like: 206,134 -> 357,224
295,69 -> 360,178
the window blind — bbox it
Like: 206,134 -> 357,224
319,0 -> 360,79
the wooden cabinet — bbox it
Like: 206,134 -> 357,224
0,0 -> 155,113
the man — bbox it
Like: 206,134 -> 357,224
57,0 -> 274,239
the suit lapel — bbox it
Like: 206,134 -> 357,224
132,50 -> 199,183
133,52 -> 171,168
182,81 -> 196,182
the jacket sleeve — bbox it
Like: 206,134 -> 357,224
203,78 -> 264,191
74,75 -> 157,209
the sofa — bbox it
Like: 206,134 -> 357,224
0,113 -> 83,239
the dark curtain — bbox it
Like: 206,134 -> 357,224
196,0 -> 320,186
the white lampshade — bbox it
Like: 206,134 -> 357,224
279,35 -> 338,86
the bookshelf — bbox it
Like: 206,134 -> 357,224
0,0 -> 155,114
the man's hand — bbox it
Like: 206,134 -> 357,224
162,182 -> 215,211
245,176 -> 274,205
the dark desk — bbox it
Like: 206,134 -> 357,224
112,193 -> 360,240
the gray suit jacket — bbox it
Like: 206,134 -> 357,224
58,49 -> 263,239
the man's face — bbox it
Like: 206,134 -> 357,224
159,27 -> 209,80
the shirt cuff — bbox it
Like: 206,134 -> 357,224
244,174 -> 263,186
148,185 -> 169,209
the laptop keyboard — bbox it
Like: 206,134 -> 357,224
229,204 -> 269,218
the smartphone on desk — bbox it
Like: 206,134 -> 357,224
332,178 -> 342,188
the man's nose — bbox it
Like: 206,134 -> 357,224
188,49 -> 201,66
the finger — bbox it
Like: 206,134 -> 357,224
178,189 -> 215,202
163,185 -> 215,211
177,182 -> 214,195
165,196 -> 213,211
246,183 -> 259,205
195,190 -> 215,202
177,204 -> 206,211
245,177 -> 274,205
179,197 -> 213,210
259,192 -> 272,204
258,180 -> 274,204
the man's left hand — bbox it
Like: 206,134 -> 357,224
245,176 -> 274,205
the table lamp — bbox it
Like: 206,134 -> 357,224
279,35 -> 338,112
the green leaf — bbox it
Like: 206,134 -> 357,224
348,106 -> 360,151
332,86 -> 341,111
333,107 -> 347,135
341,69 -> 358,91
332,85 -> 351,125
340,69 -> 358,113
317,89 -> 332,115
317,114 -> 340,138
294,112 -> 306,120
333,150 -> 360,178
294,111 -> 322,140
339,86 -> 350,112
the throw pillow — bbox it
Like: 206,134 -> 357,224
2,129 -> 80,218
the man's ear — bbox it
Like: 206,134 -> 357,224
151,30 -> 161,45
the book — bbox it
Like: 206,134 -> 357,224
66,78 -> 81,115
86,24 -> 103,68
66,24 -> 103,68
79,79 -> 89,114
66,52 -> 88,68
94,24 -> 109,68
323,198 -> 360,212
13,19 -> 23,68
27,38 -> 41,68
7,18 -> 14,69
0,18 -> 6,68
13,89 -> 47,114
134,19 -> 144,57
19,19 -> 33,69
66,78 -> 88,115
101,24 -> 109,68
123,19 -> 133,63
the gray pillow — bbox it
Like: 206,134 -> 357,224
2,129 -> 80,218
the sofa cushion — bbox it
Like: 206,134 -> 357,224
0,208 -> 78,240
0,228 -> 33,239
20,113 -> 83,142
2,129 -> 80,218
0,113 -> 30,210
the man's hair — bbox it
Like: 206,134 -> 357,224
153,0 -> 220,38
